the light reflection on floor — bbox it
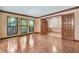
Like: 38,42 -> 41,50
29,35 -> 34,48
0,33 -> 79,53
20,36 -> 27,51
52,46 -> 57,53
7,38 -> 18,53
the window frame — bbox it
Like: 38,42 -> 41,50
7,16 -> 18,36
29,18 -> 35,33
20,18 -> 28,34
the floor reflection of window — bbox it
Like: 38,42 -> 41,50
52,46 -> 57,53
29,18 -> 35,33
7,38 -> 17,53
20,18 -> 28,34
20,36 -> 27,50
29,35 -> 34,48
7,16 -> 18,36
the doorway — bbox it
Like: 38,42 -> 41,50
41,18 -> 48,34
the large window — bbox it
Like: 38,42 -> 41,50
20,18 -> 28,34
29,18 -> 35,33
7,16 -> 18,36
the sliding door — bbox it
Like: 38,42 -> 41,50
29,18 -> 35,33
20,18 -> 28,34
7,16 -> 18,36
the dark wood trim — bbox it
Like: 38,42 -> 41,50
40,6 -> 79,18
48,28 -> 62,29
62,39 -> 79,42
0,32 -> 40,40
0,6 -> 79,18
0,10 -> 39,18
48,31 -> 61,33
74,40 -> 79,42
48,28 -> 61,33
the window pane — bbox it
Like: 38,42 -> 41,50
20,18 -> 28,26
7,26 -> 18,36
8,17 -> 18,26
7,16 -> 18,36
29,26 -> 34,32
20,27 -> 28,34
20,18 -> 28,34
29,20 -> 34,26
29,18 -> 34,32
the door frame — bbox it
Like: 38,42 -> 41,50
41,18 -> 48,34
7,16 -> 18,36
61,13 -> 75,40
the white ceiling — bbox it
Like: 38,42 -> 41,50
0,6 -> 75,17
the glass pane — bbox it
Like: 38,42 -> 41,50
7,27 -> 11,35
29,26 -> 34,32
7,16 -> 18,36
8,17 -> 18,26
7,27 -> 18,36
20,27 -> 28,34
20,18 -> 28,34
29,18 -> 34,32
20,18 -> 28,26
29,20 -> 34,26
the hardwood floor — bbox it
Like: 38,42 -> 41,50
0,33 -> 79,53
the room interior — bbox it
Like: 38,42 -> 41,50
0,6 -> 79,53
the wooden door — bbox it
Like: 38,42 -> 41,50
62,13 -> 74,40
41,18 -> 48,34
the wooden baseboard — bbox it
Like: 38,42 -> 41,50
0,32 -> 40,40
74,40 -> 79,42
62,39 -> 79,42
48,31 -> 61,33
48,28 -> 61,33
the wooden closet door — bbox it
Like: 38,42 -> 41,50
62,13 -> 74,40
41,19 -> 48,34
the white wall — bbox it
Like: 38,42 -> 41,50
48,16 -> 61,32
34,18 -> 41,32
74,9 -> 79,40
48,16 -> 61,28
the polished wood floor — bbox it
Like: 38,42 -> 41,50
0,33 -> 79,53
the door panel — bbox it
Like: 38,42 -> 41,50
62,13 -> 74,40
41,19 -> 48,34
